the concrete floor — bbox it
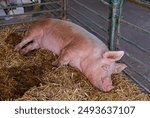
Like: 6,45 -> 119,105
68,0 -> 150,93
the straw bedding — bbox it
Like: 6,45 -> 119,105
0,24 -> 149,101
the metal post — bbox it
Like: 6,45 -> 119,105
108,0 -> 123,50
62,0 -> 68,19
116,0 -> 124,49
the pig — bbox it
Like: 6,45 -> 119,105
14,18 -> 127,92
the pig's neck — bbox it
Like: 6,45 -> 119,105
81,56 -> 99,78
80,47 -> 108,79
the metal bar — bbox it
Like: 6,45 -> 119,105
122,60 -> 150,83
129,0 -> 150,7
116,0 -> 150,93
0,1 -> 61,9
43,1 -> 62,18
108,0 -> 124,50
121,19 -> 150,35
120,50 -> 150,67
108,0 -> 118,50
116,0 -> 124,49
15,28 -> 27,32
120,36 -> 150,56
0,15 -> 61,27
124,69 -> 150,93
123,52 -> 148,66
62,0 -> 68,19
72,0 -> 109,21
0,8 -> 61,18
99,0 -> 110,6
69,6 -> 108,34
69,14 -> 108,42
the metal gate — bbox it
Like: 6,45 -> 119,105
68,0 -> 150,93
0,0 -> 67,26
102,0 -> 150,93
115,0 -> 150,93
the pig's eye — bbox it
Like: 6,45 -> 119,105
102,64 -> 109,71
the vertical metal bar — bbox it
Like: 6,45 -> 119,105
62,0 -> 68,19
108,0 -> 118,50
116,0 -> 124,49
108,0 -> 123,50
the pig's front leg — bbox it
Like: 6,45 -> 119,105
14,37 -> 33,52
52,49 -> 71,67
20,42 -> 40,55
52,46 -> 82,71
52,55 -> 70,67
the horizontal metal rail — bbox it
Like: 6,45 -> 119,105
120,36 -> 150,56
72,0 -> 109,22
122,60 -> 150,83
69,14 -> 108,42
0,15 -> 61,27
121,19 -> 150,35
122,57 -> 150,82
0,1 -> 61,9
124,69 -> 150,93
0,16 -> 61,27
44,3 -> 61,17
68,6 -> 108,34
117,42 -> 150,69
99,0 -> 110,6
0,8 -> 61,18
129,0 -> 150,7
0,0 -> 64,26
123,51 -> 150,67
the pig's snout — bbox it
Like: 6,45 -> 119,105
100,77 -> 114,92
102,84 -> 114,92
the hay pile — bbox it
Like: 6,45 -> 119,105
0,24 -> 150,101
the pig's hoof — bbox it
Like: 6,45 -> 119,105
14,46 -> 20,52
20,49 -> 27,55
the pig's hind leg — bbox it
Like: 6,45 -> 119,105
19,42 -> 40,55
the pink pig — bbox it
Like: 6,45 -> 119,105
14,18 -> 127,92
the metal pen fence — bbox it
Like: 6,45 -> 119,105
102,0 -> 150,93
68,0 -> 150,93
117,1 -> 150,93
0,0 -> 67,26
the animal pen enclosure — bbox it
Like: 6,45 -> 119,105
68,0 -> 150,93
0,0 -> 67,26
0,0 -> 150,100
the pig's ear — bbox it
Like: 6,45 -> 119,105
113,63 -> 127,74
103,51 -> 124,62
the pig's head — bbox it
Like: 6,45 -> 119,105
91,51 -> 127,92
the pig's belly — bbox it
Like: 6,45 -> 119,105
40,38 -> 62,55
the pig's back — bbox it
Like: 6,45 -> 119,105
53,19 -> 108,51
40,18 -> 109,57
